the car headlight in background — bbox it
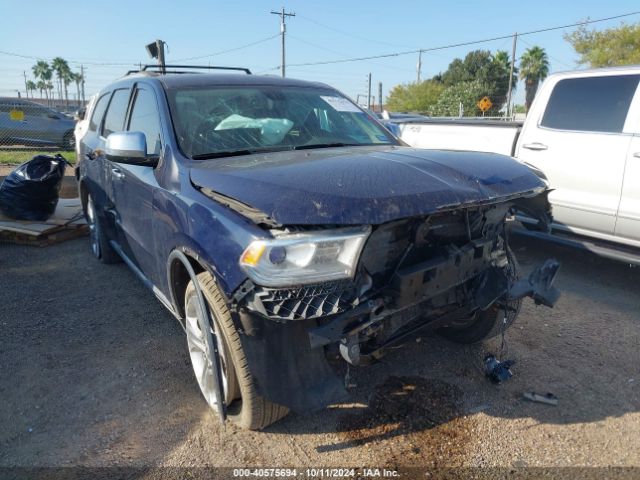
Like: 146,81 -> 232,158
240,226 -> 371,287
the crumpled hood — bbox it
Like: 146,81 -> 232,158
189,146 -> 546,225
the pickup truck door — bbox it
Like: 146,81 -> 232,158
615,136 -> 640,242
516,74 -> 640,236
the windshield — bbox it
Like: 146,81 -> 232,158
167,85 -> 396,158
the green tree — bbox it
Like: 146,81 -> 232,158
72,72 -> 84,105
520,46 -> 549,111
25,80 -> 37,99
437,49 -> 515,111
51,57 -> 70,102
431,79 -> 493,117
36,80 -> 48,102
564,22 -> 640,67
386,80 -> 445,114
32,60 -> 53,105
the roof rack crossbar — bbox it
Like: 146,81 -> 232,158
127,64 -> 251,75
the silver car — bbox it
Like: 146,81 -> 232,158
0,98 -> 76,149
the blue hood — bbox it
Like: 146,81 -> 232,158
189,146 -> 546,225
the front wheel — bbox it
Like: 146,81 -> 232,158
184,272 -> 289,430
438,248 -> 522,344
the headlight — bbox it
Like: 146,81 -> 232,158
240,226 -> 371,287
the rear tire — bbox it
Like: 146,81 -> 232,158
438,248 -> 522,344
84,194 -> 121,264
186,271 -> 289,430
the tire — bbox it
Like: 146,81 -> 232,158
84,194 -> 121,264
62,131 -> 76,151
185,271 -> 289,430
438,248 -> 522,344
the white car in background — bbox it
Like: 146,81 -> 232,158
74,94 -> 97,159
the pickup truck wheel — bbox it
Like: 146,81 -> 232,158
84,194 -> 121,264
185,272 -> 289,430
438,248 -> 522,344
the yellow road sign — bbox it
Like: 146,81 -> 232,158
477,96 -> 492,112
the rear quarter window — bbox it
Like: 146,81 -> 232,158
540,75 -> 640,133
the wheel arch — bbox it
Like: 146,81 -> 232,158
166,246 -> 230,324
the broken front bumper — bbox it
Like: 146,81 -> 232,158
231,238 -> 560,413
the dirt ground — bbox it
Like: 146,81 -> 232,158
0,234 -> 639,476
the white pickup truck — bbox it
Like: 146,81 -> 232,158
398,66 -> 640,264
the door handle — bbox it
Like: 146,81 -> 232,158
633,152 -> 640,158
111,167 -> 125,180
522,142 -> 548,151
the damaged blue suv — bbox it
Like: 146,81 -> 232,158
78,65 -> 559,430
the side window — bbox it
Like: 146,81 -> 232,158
541,75 -> 640,133
128,88 -> 162,155
102,89 -> 131,138
89,93 -> 111,132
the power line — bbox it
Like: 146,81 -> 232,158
0,50 -> 136,67
171,34 -> 280,62
286,11 -> 640,68
296,14 -> 420,50
0,33 -> 281,67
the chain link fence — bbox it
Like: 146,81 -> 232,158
0,96 -> 83,164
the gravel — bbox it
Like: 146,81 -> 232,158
0,234 -> 638,472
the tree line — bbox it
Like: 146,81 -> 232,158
386,21 -> 640,117
25,58 -> 84,107
386,46 -> 548,117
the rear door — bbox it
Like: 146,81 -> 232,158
79,92 -> 113,232
110,84 -> 163,276
516,74 -> 640,236
99,88 -> 133,243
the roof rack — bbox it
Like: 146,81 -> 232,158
125,64 -> 252,75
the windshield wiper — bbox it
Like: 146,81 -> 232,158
192,149 -> 254,160
292,142 -> 361,150
191,147 -> 289,160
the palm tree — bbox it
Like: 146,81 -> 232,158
36,80 -> 48,102
46,82 -> 54,106
72,72 -> 83,106
32,60 -> 52,103
26,80 -> 37,99
62,68 -> 73,107
520,46 -> 550,112
51,57 -> 69,102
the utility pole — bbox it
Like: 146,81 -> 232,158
367,73 -> 372,109
416,50 -> 422,83
23,71 -> 28,99
505,32 -> 517,118
80,65 -> 86,103
271,8 -> 295,78
378,82 -> 383,112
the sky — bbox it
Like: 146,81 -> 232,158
1,0 -> 639,107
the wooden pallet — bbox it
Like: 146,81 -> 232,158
0,198 -> 88,247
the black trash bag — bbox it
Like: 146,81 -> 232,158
0,154 -> 70,221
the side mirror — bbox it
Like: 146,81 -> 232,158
75,108 -> 86,121
105,131 -> 159,167
48,113 -> 60,120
